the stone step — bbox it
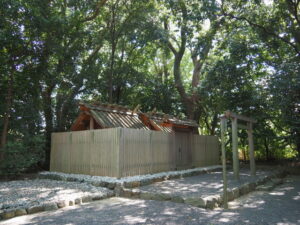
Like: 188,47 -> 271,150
256,178 -> 283,191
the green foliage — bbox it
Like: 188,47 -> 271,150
0,135 -> 45,176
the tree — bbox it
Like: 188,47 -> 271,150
157,0 -> 224,120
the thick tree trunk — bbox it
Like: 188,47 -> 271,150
173,54 -> 196,120
0,68 -> 14,161
42,86 -> 54,170
108,1 -> 118,104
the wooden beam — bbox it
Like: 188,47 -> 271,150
224,111 -> 257,123
132,104 -> 141,114
90,117 -> 94,130
232,117 -> 239,180
221,117 -> 228,209
247,122 -> 256,176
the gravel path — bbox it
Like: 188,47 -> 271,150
1,175 -> 299,225
136,169 -> 273,198
0,179 -> 113,210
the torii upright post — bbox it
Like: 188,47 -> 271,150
223,111 -> 257,180
232,117 -> 239,180
220,117 -> 228,209
247,122 -> 256,176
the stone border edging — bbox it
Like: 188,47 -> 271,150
117,170 -> 288,209
39,165 -> 222,190
0,192 -> 114,221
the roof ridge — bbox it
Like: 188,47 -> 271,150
80,101 -> 133,114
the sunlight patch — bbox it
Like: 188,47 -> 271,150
124,215 -> 146,224
269,191 -> 285,196
292,192 -> 300,200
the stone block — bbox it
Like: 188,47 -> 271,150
1,209 -> 15,220
91,181 -> 105,187
43,203 -> 58,211
124,181 -> 141,188
15,208 -> 27,216
256,183 -> 273,191
140,179 -> 152,186
66,177 -> 77,182
169,174 -> 181,179
240,183 -> 250,195
107,192 -> 115,198
140,192 -> 155,200
92,195 -> 104,201
75,198 -> 82,205
271,178 -> 283,185
152,193 -> 171,201
255,179 -> 264,186
226,190 -> 234,201
69,200 -> 75,206
184,197 -> 207,208
153,177 -> 164,183
249,182 -> 256,191
232,188 -> 240,199
131,189 -> 141,198
170,196 -> 184,203
107,183 -> 116,190
0,210 -> 4,220
57,200 -> 68,208
101,182 -> 109,188
204,196 -> 218,209
122,190 -> 132,198
182,172 -> 192,177
27,205 -> 44,214
82,196 -> 92,203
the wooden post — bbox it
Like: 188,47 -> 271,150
221,117 -> 228,209
232,117 -> 239,180
89,117 -> 94,130
247,122 -> 256,176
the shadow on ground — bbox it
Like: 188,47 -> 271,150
1,176 -> 300,225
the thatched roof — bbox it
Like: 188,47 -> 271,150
71,102 -> 149,131
71,102 -> 199,133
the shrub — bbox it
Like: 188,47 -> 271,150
0,135 -> 45,176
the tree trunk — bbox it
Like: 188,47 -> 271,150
42,86 -> 54,170
209,114 -> 218,136
264,137 -> 270,161
173,54 -> 195,119
108,1 -> 118,104
0,66 -> 14,161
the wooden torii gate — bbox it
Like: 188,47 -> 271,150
220,111 -> 257,208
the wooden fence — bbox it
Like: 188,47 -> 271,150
50,128 -> 220,177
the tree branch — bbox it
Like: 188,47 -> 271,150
222,9 -> 300,55
81,0 -> 108,22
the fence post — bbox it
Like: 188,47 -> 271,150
221,117 -> 228,209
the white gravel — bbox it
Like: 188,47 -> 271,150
0,179 -> 113,210
40,165 -> 222,185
